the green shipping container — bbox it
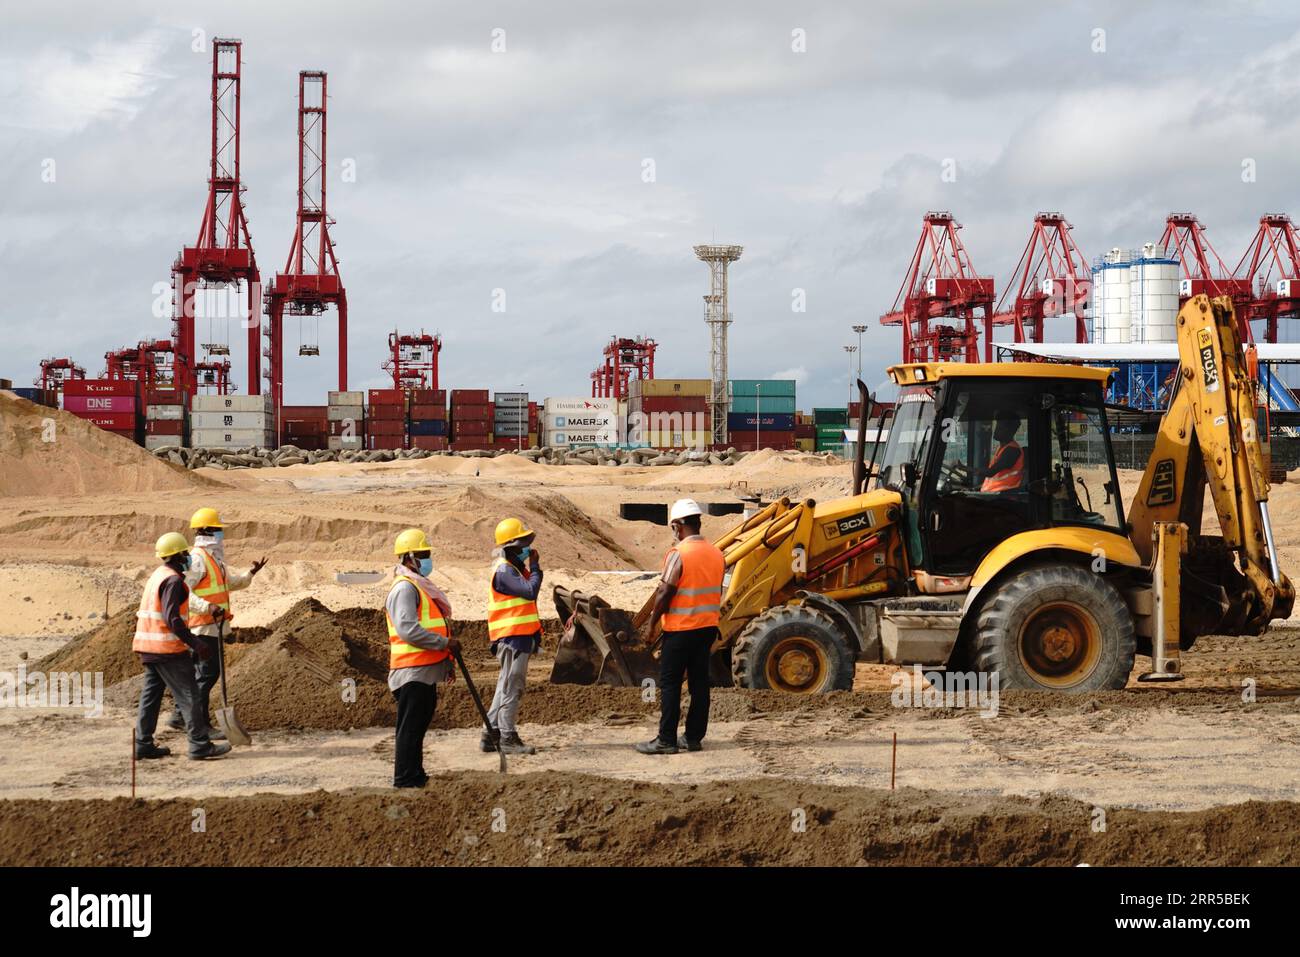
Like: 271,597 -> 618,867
729,379 -> 796,398
813,407 -> 848,425
730,395 -> 796,414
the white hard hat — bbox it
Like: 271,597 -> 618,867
669,498 -> 703,522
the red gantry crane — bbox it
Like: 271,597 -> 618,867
993,212 -> 1090,344
1159,213 -> 1254,341
1235,213 -> 1300,344
382,329 -> 441,391
591,336 -> 657,398
37,358 -> 85,395
263,70 -> 348,415
880,211 -> 996,363
173,38 -> 260,395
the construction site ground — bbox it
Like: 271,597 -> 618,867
3,401 -> 1300,865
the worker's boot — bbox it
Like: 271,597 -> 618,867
136,742 -> 171,759
189,741 -> 231,761
498,731 -> 536,755
480,727 -> 501,753
677,736 -> 703,752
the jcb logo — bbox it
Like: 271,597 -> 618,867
1147,458 -> 1176,506
1197,327 -> 1220,394
824,511 -> 873,540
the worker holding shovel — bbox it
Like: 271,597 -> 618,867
169,507 -> 267,740
484,518 -> 543,755
385,529 -> 460,789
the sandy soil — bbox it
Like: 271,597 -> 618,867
4,404 -> 1300,865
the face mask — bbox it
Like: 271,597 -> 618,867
417,556 -> 433,577
212,530 -> 224,542
517,546 -> 531,560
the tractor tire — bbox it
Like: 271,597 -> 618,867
731,604 -> 856,693
973,563 -> 1134,692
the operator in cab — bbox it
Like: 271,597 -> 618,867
978,411 -> 1026,493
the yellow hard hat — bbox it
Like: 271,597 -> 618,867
155,531 -> 190,560
494,517 -> 534,547
190,507 -> 223,529
394,528 -> 431,555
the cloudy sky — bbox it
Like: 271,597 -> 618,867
3,1 -> 1299,406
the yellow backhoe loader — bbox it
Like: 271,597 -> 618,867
552,295 -> 1293,692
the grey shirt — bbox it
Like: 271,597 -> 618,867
386,572 -> 453,691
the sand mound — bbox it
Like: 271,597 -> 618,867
2,770 -> 1296,866
0,391 -> 223,498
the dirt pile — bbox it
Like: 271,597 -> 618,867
38,607 -> 269,686
0,391 -> 223,498
1,770 -> 1296,866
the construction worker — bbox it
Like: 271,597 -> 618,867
979,412 -> 1026,493
386,528 -> 460,788
168,507 -> 267,739
636,499 -> 725,755
134,532 -> 231,761
484,517 -> 543,755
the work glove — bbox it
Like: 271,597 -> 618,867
211,606 -> 227,623
446,637 -> 462,657
249,557 -> 269,577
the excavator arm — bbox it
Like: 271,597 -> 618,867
1128,295 -> 1293,648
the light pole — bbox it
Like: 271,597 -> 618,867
843,345 -> 857,412
852,324 -> 867,381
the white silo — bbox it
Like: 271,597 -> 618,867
1089,244 -> 1180,344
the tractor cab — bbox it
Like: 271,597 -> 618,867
872,362 -> 1125,579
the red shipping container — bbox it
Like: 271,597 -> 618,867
450,438 -> 493,451
75,411 -> 138,431
730,430 -> 796,451
636,396 -> 708,414
795,424 -> 815,438
367,419 -> 405,437
146,389 -> 188,407
328,419 -> 366,436
452,414 -> 491,428
64,379 -> 137,398
367,404 -> 404,421
450,389 -> 489,404
282,405 -> 328,421
409,389 -> 446,405
146,419 -> 185,436
368,389 -> 405,406
410,435 -> 448,451
367,435 -> 405,450
453,425 -> 491,437
64,394 -> 136,414
451,401 -> 492,418
409,404 -> 446,420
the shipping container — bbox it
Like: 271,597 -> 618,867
795,438 -> 815,452
813,407 -> 848,425
451,401 -> 493,418
727,412 -> 796,431
64,394 -> 136,414
367,419 -> 405,437
145,404 -> 185,421
63,379 -> 137,398
409,403 -> 446,420
629,379 -> 711,398
146,388 -> 188,407
9,387 -> 58,407
145,419 -> 185,436
328,390 -> 364,406
729,395 -> 796,415
191,410 -> 272,431
542,396 -> 616,414
191,428 -> 274,448
795,423 -> 815,439
75,411 -> 138,431
451,389 -> 490,404
367,404 -> 404,421
730,430 -> 796,451
144,435 -> 183,451
191,394 -> 272,413
281,405 -> 328,421
366,435 -> 405,450
494,391 -> 527,404
328,435 -> 365,451
410,435 -> 449,451
409,419 -> 448,436
729,379 -> 797,398
328,419 -> 365,437
449,438 -> 494,451
327,405 -> 364,422
409,389 -> 446,405
368,389 -> 404,406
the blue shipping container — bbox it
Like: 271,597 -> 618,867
728,412 -> 796,431
729,395 -> 796,415
408,419 -> 447,436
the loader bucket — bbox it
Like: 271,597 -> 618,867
550,586 -> 659,687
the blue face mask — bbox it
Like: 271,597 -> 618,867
212,530 -> 224,542
517,546 -> 531,560
417,556 -> 433,577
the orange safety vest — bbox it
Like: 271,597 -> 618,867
487,557 -> 541,642
662,537 -> 726,632
981,440 -> 1025,492
385,574 -> 451,669
187,545 -> 232,628
133,565 -> 191,655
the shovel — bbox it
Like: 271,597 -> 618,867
213,614 -> 252,747
453,648 -> 506,774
